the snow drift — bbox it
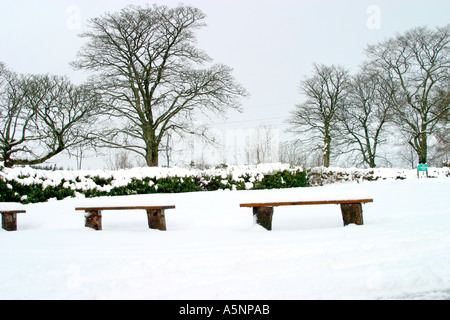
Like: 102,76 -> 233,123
0,165 -> 449,300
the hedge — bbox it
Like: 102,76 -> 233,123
0,168 -> 308,204
4,165 -> 446,204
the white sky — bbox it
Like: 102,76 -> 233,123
1,0 -> 449,168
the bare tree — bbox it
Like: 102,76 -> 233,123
245,123 -> 279,164
161,131 -> 175,168
0,63 -> 100,168
365,24 -> 450,165
72,4 -> 247,167
279,140 -> 308,166
338,68 -> 394,168
288,63 -> 350,167
106,150 -> 135,170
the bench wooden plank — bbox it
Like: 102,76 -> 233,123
0,210 -> 27,214
240,199 -> 374,208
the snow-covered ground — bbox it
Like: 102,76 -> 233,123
1,173 -> 449,300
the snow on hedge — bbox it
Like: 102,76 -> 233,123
0,163 -> 297,190
1,163 -> 448,190
0,163 -> 309,203
0,163 -> 448,204
307,166 -> 449,185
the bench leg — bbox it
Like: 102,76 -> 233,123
253,207 -> 274,231
2,213 -> 17,231
147,209 -> 167,231
85,210 -> 102,230
340,203 -> 364,226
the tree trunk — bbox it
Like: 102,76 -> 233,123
418,131 -> 428,164
340,203 -> 364,226
253,207 -> 274,230
144,129 -> 159,167
2,213 -> 17,231
323,134 -> 331,168
145,149 -> 159,167
2,149 -> 14,168
85,210 -> 102,230
147,209 -> 167,231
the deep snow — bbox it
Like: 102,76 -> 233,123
0,172 -> 449,300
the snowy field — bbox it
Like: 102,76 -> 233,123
1,173 -> 449,300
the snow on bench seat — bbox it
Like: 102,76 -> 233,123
74,194 -> 176,209
0,202 -> 26,213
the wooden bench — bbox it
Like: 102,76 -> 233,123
0,203 -> 26,231
75,205 -> 176,231
240,194 -> 373,230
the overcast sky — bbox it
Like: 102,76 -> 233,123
1,0 -> 449,168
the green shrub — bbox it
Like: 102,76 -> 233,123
253,170 -> 308,190
0,179 -> 20,202
1,168 -> 309,204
